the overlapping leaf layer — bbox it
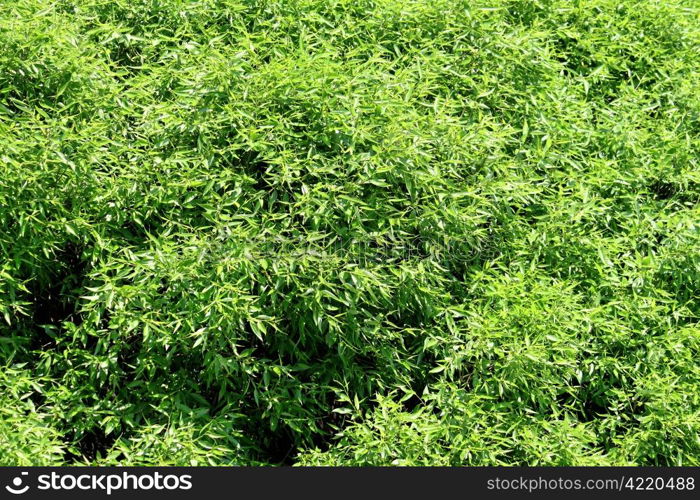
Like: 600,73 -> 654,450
0,0 -> 698,465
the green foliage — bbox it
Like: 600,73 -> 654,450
0,367 -> 65,465
0,0 -> 698,465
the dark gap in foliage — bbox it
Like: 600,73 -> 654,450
550,34 -> 657,99
25,383 -> 49,410
312,395 -> 352,452
511,202 -> 548,222
29,242 -> 87,351
354,351 -> 378,372
403,347 -> 448,413
311,392 -> 382,455
225,311 -> 387,459
217,149 -> 272,192
199,384 -> 227,416
64,427 -> 118,464
555,390 -> 609,423
243,153 -> 271,192
443,230 -> 503,286
387,285 -> 439,329
260,426 -> 298,466
117,217 -> 159,245
648,179 -> 699,205
402,392 -> 423,413
580,396 -> 613,423
0,92 -> 26,116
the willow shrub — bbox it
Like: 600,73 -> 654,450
0,0 -> 698,465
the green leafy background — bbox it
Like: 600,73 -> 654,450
0,0 -> 698,465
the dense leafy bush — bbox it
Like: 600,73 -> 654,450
0,0 -> 698,465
